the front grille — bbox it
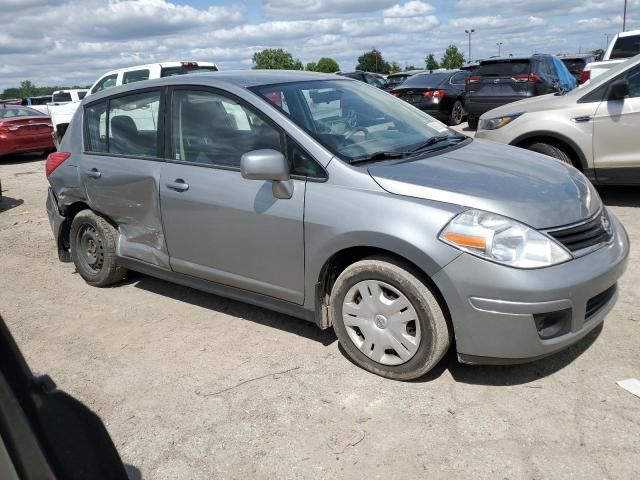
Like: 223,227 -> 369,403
585,284 -> 617,319
546,210 -> 613,254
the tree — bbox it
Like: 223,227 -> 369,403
591,48 -> 604,60
425,53 -> 439,71
389,61 -> 401,74
19,80 -> 37,98
315,57 -> 340,73
305,62 -> 318,72
252,48 -> 303,70
440,45 -> 465,70
356,48 -> 390,73
404,65 -> 417,71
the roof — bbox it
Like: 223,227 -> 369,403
617,29 -> 640,38
85,70 -> 350,103
557,53 -> 595,59
479,55 -> 547,63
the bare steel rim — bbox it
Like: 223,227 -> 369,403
342,280 -> 421,366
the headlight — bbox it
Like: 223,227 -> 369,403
478,113 -> 523,130
439,209 -> 572,268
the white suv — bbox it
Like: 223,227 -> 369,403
51,61 -> 219,145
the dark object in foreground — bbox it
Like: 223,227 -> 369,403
0,315 -> 128,480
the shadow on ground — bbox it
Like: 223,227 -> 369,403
131,273 -> 337,346
0,152 -> 47,165
0,195 -> 24,213
124,464 -> 142,480
598,185 -> 640,208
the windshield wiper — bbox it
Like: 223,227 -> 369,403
350,151 -> 409,164
408,135 -> 465,153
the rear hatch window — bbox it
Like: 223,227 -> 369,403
52,92 -> 72,103
561,59 -> 587,72
610,35 -> 640,59
160,65 -> 219,77
475,60 -> 530,77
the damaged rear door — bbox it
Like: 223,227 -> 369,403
81,88 -> 169,268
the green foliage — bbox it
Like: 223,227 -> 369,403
356,49 -> 391,73
0,81 -> 92,100
591,48 -> 604,59
306,57 -> 340,73
440,45 -> 465,70
425,53 -> 440,71
252,48 -> 304,70
389,61 -> 401,74
404,65 -> 417,72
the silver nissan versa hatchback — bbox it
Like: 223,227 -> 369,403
45,71 -> 629,380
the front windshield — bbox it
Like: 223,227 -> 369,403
253,79 -> 463,163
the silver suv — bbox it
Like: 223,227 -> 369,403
45,71 -> 629,380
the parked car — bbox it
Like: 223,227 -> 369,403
0,105 -> 54,157
476,54 -> 640,185
20,95 -> 53,114
391,70 -> 470,125
48,90 -> 90,146
337,71 -> 387,89
583,30 -> 640,83
558,54 -> 595,84
385,70 -> 425,90
465,54 -> 577,129
50,61 -> 219,147
46,71 -> 628,380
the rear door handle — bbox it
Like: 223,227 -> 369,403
166,179 -> 189,192
86,168 -> 101,179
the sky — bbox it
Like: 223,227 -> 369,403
0,0 -> 638,91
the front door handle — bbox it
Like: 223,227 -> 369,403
166,179 -> 189,192
86,168 -> 101,179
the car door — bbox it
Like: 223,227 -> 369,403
592,65 -> 640,183
82,88 -> 169,268
159,87 -> 306,304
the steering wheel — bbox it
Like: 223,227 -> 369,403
344,126 -> 369,141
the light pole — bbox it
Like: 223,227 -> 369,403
496,42 -> 503,56
465,29 -> 475,62
623,0 -> 628,31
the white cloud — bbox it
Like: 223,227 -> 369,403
262,0 -> 397,18
383,1 -> 434,18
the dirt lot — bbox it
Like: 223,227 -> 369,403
1,149 -> 639,480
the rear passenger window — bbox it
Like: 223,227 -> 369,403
108,91 -> 161,157
171,90 -> 282,167
85,102 -> 108,153
123,69 -> 150,85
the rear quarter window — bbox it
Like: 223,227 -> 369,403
85,102 -> 108,153
610,36 -> 640,59
123,69 -> 150,84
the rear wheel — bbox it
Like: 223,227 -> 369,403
526,141 -> 573,166
447,100 -> 465,126
330,256 -> 450,380
467,114 -> 479,130
69,210 -> 127,287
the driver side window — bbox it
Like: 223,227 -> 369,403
626,67 -> 640,98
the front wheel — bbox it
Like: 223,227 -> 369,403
526,142 -> 573,166
330,256 -> 450,380
69,210 -> 127,287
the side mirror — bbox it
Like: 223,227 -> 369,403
609,78 -> 629,100
240,149 -> 293,199
241,149 -> 290,181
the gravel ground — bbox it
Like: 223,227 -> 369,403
1,143 -> 639,480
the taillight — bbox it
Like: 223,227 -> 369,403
423,89 -> 445,98
46,151 -> 70,177
181,61 -> 198,67
465,76 -> 481,85
512,74 -> 542,84
580,70 -> 590,84
391,92 -> 400,97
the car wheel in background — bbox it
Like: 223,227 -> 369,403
526,142 -> 573,166
330,256 -> 450,380
69,210 -> 127,287
467,114 -> 479,130
447,100 -> 465,126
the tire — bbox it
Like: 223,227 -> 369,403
330,256 -> 451,381
467,114 -> 479,130
446,100 -> 465,126
526,142 -> 573,166
69,210 -> 127,287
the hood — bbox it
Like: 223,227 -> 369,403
368,139 -> 601,229
479,91 -> 584,118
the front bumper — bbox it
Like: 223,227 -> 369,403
432,212 -> 630,363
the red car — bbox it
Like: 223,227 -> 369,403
0,105 -> 55,157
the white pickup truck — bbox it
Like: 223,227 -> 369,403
50,61 -> 219,146
583,30 -> 640,83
